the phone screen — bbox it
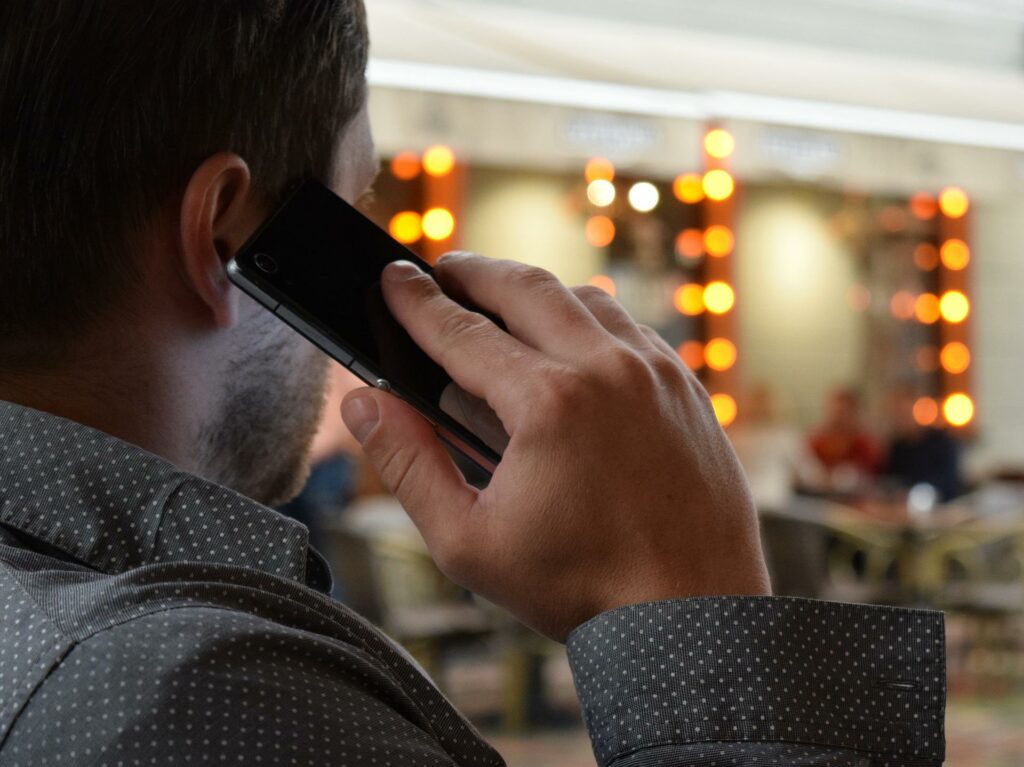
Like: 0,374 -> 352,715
228,180 -> 503,473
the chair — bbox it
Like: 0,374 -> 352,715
323,515 -> 494,680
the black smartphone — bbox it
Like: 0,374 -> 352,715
227,180 -> 504,475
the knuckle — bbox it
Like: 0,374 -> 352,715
437,309 -> 489,347
572,284 -> 612,305
511,264 -> 559,293
599,344 -> 652,383
371,441 -> 418,500
647,350 -> 685,384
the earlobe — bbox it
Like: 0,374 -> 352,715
179,153 -> 256,329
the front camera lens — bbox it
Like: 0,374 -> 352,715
253,253 -> 278,274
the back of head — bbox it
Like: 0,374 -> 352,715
0,0 -> 368,370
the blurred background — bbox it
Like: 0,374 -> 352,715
288,1 -> 1024,764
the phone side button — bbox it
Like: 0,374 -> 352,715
276,307 -> 354,366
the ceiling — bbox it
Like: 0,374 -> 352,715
461,0 -> 1024,73
365,0 -> 1024,149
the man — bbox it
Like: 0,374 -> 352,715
809,387 -> 884,492
0,2 -> 945,765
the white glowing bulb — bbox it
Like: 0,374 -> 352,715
628,182 -> 660,213
587,179 -> 616,208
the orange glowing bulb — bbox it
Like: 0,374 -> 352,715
390,152 -> 421,181
674,284 -> 705,316
702,169 -> 735,201
588,274 -> 617,296
913,243 -> 939,271
939,187 -> 970,219
585,215 -> 616,247
910,193 -> 938,221
915,293 -> 941,325
711,393 -> 738,427
703,226 -> 735,258
890,291 -> 916,321
388,211 -> 423,244
673,173 -> 705,204
943,393 -> 974,427
704,128 -> 735,160
675,229 -> 704,260
940,342 -> 971,374
585,157 -> 615,183
913,397 -> 939,427
422,208 -> 456,241
940,239 -> 971,271
677,341 -> 705,370
703,281 -> 735,314
704,338 -> 737,371
939,291 -> 970,324
422,145 -> 456,177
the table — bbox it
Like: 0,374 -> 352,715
767,484 -> 1024,606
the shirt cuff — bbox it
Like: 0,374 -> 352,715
566,596 -> 945,767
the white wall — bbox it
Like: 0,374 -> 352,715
968,195 -> 1024,474
460,167 -> 604,286
736,187 -> 864,427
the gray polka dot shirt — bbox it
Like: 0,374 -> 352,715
0,401 -> 946,765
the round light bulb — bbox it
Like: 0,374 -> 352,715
704,129 -> 735,159
422,208 -> 455,240
422,145 -> 456,177
587,179 -> 616,208
628,182 -> 660,213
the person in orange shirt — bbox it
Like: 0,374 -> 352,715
808,387 -> 883,491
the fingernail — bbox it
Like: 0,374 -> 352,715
383,260 -> 423,282
341,393 -> 379,444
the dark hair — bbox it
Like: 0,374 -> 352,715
0,0 -> 368,368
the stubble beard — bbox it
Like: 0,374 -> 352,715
197,318 -> 331,508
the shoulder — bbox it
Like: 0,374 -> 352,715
2,606 -> 469,767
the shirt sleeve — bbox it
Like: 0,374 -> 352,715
566,596 -> 945,767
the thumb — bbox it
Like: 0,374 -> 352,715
340,389 -> 478,556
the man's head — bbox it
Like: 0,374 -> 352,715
0,1 -> 376,505
824,386 -> 863,432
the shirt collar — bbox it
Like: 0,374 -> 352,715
0,400 -> 332,593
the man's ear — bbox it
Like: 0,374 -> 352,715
178,153 -> 259,329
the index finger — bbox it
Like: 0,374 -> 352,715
381,260 -> 544,425
434,253 -> 610,359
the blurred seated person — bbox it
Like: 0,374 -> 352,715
808,386 -> 883,492
731,384 -> 827,597
729,383 -> 826,513
884,385 -> 963,502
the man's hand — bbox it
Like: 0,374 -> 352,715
341,254 -> 770,641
